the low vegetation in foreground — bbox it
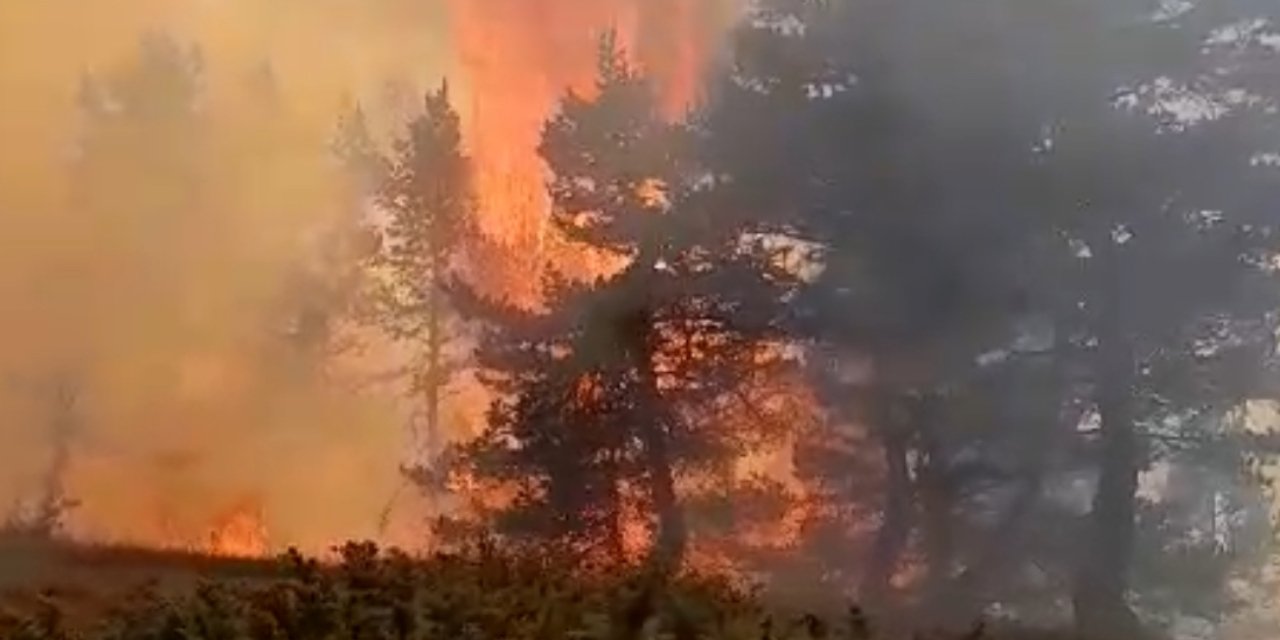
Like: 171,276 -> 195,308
0,539 -> 1097,640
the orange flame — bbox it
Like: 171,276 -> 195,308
205,496 -> 269,558
445,0 -> 728,306
154,1 -> 732,559
430,0 -> 735,548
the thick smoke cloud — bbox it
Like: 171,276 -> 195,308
0,0 -> 454,553
0,0 -> 737,554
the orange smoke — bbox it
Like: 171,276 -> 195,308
4,1 -> 736,557
445,0 -> 730,305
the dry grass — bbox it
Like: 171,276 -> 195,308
0,533 -> 279,630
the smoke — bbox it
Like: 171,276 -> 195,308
444,0 -> 738,304
0,0 -> 466,554
0,0 -> 734,553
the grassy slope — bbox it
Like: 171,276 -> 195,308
0,534 -> 280,629
0,537 -> 1104,639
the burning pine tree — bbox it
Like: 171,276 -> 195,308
446,34 -> 798,571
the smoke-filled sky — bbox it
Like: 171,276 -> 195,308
0,0 -> 736,553
0,0 -> 458,553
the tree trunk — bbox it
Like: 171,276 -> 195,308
638,411 -> 685,571
606,464 -> 627,563
1073,363 -> 1142,638
425,283 -> 442,459
924,342 -> 1072,627
917,396 -> 952,572
424,251 -> 445,461
1074,249 -> 1143,638
861,415 -> 913,613
929,472 -> 1042,629
916,403 -> 957,625
624,293 -> 686,572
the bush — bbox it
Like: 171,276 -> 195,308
0,540 -> 1085,639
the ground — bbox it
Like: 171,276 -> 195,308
0,533 -> 277,630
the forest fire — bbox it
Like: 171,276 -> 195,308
4,1 -> 1280,637
420,0 -> 830,566
205,497 -> 270,559
133,494 -> 271,559
0,0 -> 742,562
0,0 -> 738,561
0,0 -> 806,570
445,0 -> 728,306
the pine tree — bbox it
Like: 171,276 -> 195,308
1029,3 -> 1280,634
333,103 -> 384,198
369,83 -> 472,472
710,0 -> 1043,618
709,0 -> 1280,635
274,102 -> 383,364
454,34 -> 796,570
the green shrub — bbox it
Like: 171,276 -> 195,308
0,541 -> 1087,640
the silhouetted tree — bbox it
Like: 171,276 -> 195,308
453,35 -> 796,570
708,0 -> 1280,636
333,103 -> 384,199
708,0 -> 1042,620
367,83 -> 473,469
272,102 -> 383,366
1005,3 -> 1280,635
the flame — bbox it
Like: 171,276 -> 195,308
445,0 -> 731,306
429,0 -> 742,556
0,0 -> 739,558
206,496 -> 270,558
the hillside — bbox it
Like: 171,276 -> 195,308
0,536 -> 1095,640
0,533 -> 280,630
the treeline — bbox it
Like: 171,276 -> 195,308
354,1 -> 1280,638
0,541 -> 1078,640
16,0 -> 1280,638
